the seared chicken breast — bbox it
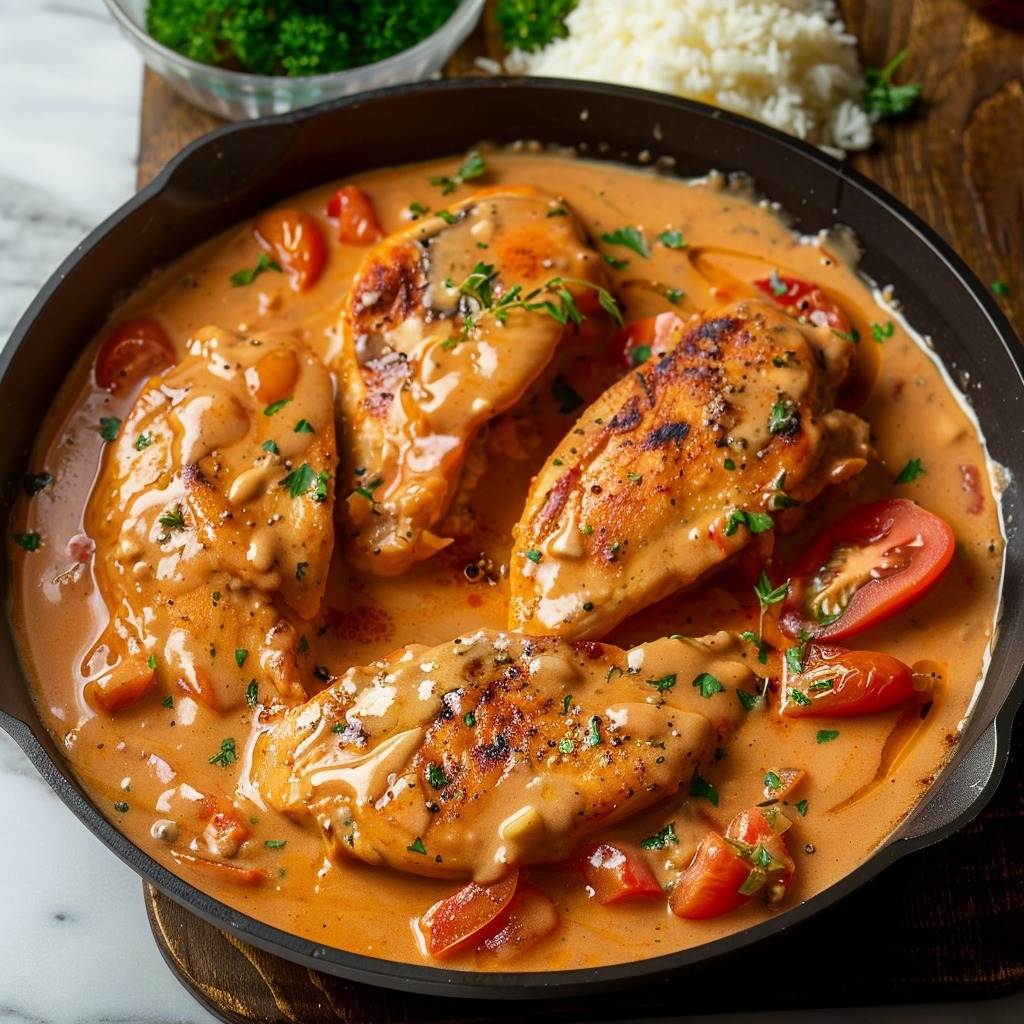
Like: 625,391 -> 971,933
334,186 -> 612,576
84,326 -> 337,712
252,630 -> 756,883
509,301 -> 871,639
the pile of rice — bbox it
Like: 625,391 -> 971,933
503,0 -> 873,156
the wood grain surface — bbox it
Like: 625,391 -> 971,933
133,1 -> 1024,1019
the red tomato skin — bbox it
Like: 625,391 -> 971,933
781,499 -> 956,643
475,881 -> 559,963
753,274 -> 851,332
253,208 -> 326,291
325,185 -> 383,245
422,873 -> 519,957
783,645 -> 917,717
668,831 -> 751,920
94,318 -> 175,392
608,311 -> 687,369
576,841 -> 663,904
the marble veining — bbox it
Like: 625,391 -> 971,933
0,2 -> 1022,1022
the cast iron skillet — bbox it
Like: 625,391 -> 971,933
1,78 -> 1023,998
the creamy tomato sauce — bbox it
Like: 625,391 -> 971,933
10,150 -> 1004,972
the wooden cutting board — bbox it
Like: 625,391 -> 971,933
135,2 -> 1024,1018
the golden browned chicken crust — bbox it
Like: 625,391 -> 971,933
251,630 -> 759,883
84,326 -> 337,712
334,186 -> 613,577
509,301 -> 871,639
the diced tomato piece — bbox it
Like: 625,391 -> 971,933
253,208 -> 326,291
781,499 -> 955,642
782,645 -> 918,717
576,841 -> 663,904
608,311 -> 687,369
670,806 -> 794,920
753,274 -> 850,332
669,831 -> 751,920
325,185 -> 383,245
421,873 -> 519,957
94,318 -> 175,392
83,662 -> 155,713
475,880 -> 559,964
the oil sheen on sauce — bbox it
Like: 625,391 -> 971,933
10,151 -> 1005,972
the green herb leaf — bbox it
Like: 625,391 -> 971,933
427,764 -> 450,789
789,688 -> 813,707
647,673 -> 677,693
584,715 -> 602,747
161,695 -> 173,709
601,225 -> 650,258
463,711 -> 476,727
724,509 -> 774,537
809,677 -> 835,692
737,688 -> 762,712
893,457 -> 925,484
294,419 -> 315,434
768,399 -> 799,436
784,645 -> 806,675
754,571 -> 789,612
209,738 -> 237,767
235,649 -> 248,668
795,799 -> 809,816
863,50 -> 922,121
99,417 -> 122,442
664,287 -> 685,305
262,439 -> 280,455
691,672 -> 725,698
280,462 -> 317,498
407,837 -> 427,855
524,549 -> 542,563
353,476 -> 383,502
158,506 -> 186,531
557,737 -> 575,754
13,531 -> 40,552
134,433 -> 154,450
231,252 -> 282,287
114,801 -> 129,814
992,279 -> 1010,297
264,397 -> 292,417
764,770 -> 782,791
817,729 -> 840,744
296,561 -> 308,581
427,152 -> 486,195
689,771 -> 719,806
494,0 -> 577,52
657,229 -> 687,249
640,821 -> 679,850
603,253 -> 629,270
246,680 -> 258,708
871,320 -> 895,342
264,839 -> 286,849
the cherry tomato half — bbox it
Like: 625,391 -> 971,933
782,645 -> 917,717
94,317 -> 175,392
669,806 -> 794,920
753,274 -> 851,332
325,185 -> 383,245
575,841 -> 663,904
780,499 -> 955,643
253,208 -> 326,291
608,311 -> 686,369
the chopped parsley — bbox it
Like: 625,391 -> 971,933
809,678 -> 835,692
691,672 -> 725,698
230,252 -> 282,287
871,320 -> 895,342
262,439 -> 280,455
427,152 -> 486,195
584,715 -> 602,747
603,254 -> 629,271
600,225 -> 650,258
99,416 -> 122,442
235,649 -> 248,668
736,687 -> 763,712
407,837 -> 427,855
352,475 -> 383,501
295,561 -> 308,581
246,680 -> 258,708
893,458 -> 925,484
264,839 -> 286,849
524,549 -> 542,563
161,695 -> 174,709
992,280 -> 1010,297
463,711 -> 476,727
689,771 -> 719,806
264,397 -> 292,417
764,770 -> 782,791
134,433 -> 154,451
724,509 -> 774,537
789,688 -> 813,707
640,821 -> 679,850
863,50 -> 922,121
13,532 -> 40,552
280,462 -> 317,498
558,737 -> 575,754
158,506 -> 186,531
209,738 -> 237,767
294,418 -> 315,433
657,228 -> 687,249
768,399 -> 799,436
113,801 -> 129,814
427,764 -> 450,789
147,655 -> 157,670
817,729 -> 840,744
795,799 -> 809,816
664,287 -> 685,305
647,673 -> 677,693
784,644 -> 806,675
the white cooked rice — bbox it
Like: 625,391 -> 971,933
503,0 -> 873,156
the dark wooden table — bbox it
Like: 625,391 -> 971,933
135,2 -> 1024,1019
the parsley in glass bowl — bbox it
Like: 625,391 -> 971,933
102,0 -> 487,120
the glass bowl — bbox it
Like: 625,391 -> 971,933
101,0 -> 487,120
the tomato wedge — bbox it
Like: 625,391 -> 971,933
780,499 -> 955,642
420,873 -> 519,957
475,881 -> 559,964
575,841 -> 662,904
253,208 -> 326,291
670,806 -> 794,921
608,311 -> 686,369
754,274 -> 851,332
94,317 -> 175,392
325,185 -> 383,245
782,645 -> 917,717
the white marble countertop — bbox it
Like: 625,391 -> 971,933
1,2 -> 1022,1022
